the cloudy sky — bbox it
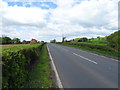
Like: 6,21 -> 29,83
0,0 -> 118,42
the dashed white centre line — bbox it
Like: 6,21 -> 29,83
72,52 -> 98,64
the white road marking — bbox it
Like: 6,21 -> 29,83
72,48 -> 119,62
89,52 -> 119,62
47,45 -> 63,88
72,52 -> 98,64
54,44 -> 118,63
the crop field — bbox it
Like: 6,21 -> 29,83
87,40 -> 108,45
1,44 -> 30,48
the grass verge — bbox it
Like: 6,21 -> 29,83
26,44 -> 56,88
57,43 -> 119,60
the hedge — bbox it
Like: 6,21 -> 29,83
2,43 -> 43,88
57,42 -> 114,52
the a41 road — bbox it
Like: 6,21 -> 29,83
47,43 -> 118,88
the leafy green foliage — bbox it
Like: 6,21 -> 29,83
12,38 -> 21,44
72,37 -> 88,42
0,36 -> 22,44
22,40 -> 27,44
50,39 -> 56,43
62,42 -> 113,51
2,44 -> 43,88
1,36 -> 12,44
107,30 -> 120,50
88,39 -> 108,45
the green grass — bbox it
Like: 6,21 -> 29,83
73,38 -> 108,45
88,39 -> 108,45
25,44 -> 55,88
57,43 -> 119,60
76,42 -> 107,46
1,44 -> 30,48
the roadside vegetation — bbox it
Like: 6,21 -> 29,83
25,44 -> 56,88
54,30 -> 120,59
2,43 -> 42,88
2,43 -> 55,88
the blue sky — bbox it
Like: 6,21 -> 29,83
7,1 -> 57,9
0,0 -> 118,42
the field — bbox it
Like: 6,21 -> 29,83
1,44 -> 30,48
87,39 -> 108,45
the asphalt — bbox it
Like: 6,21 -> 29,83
47,43 -> 118,88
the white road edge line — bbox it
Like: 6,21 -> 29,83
47,45 -> 63,88
72,52 -> 98,64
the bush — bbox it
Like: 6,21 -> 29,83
107,30 -> 120,51
2,43 -> 43,88
61,42 -> 114,52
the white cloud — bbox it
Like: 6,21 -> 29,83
0,0 -> 118,42
2,6 -> 48,27
51,0 -> 118,27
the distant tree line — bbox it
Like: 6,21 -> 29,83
50,39 -> 56,43
50,30 -> 120,51
70,36 -> 107,42
0,36 -> 30,44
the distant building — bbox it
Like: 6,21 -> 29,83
30,39 -> 37,43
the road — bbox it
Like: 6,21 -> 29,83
47,43 -> 118,88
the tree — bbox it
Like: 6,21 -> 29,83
62,37 -> 66,42
26,41 -> 30,44
97,36 -> 101,40
107,30 -> 120,50
50,39 -> 56,43
91,37 -> 94,40
2,36 -> 12,44
12,38 -> 21,44
78,37 -> 88,42
22,40 -> 27,44
0,37 -> 2,44
82,37 -> 88,42
88,39 -> 91,42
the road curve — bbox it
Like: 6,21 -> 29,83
47,43 -> 118,88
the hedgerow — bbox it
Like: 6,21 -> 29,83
64,42 -> 113,52
56,42 -> 119,59
2,43 -> 43,88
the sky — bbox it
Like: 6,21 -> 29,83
0,0 -> 118,42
